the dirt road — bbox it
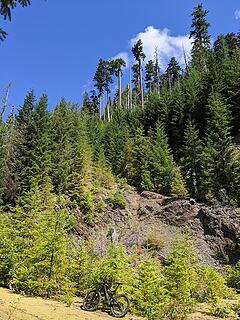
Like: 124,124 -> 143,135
0,288 -> 233,320
0,288 -> 138,320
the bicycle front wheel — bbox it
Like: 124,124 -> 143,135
110,294 -> 130,318
83,290 -> 101,311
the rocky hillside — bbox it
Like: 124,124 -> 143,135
77,189 -> 240,266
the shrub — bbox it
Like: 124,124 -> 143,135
195,266 -> 232,303
92,244 -> 133,287
144,228 -> 166,252
164,235 -> 199,318
0,214 -> 14,287
107,190 -> 127,209
210,302 -> 238,319
69,240 -> 96,295
128,254 -> 170,320
226,260 -> 240,290
171,168 -> 188,199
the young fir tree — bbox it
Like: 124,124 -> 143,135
190,4 -> 211,71
30,94 -> 51,187
128,127 -> 153,191
69,240 -> 96,295
143,88 -> 171,132
213,34 -> 229,63
15,90 -> 36,194
180,120 -> 203,199
0,111 -> 20,204
149,122 -> 176,195
130,255 -> 169,319
102,109 -> 134,177
201,93 -> 234,202
15,93 -> 51,195
171,167 -> 188,200
9,180 -> 75,297
66,114 -> 95,224
50,99 -> 74,194
221,46 -> 240,135
183,69 -> 202,118
0,211 -> 14,286
168,86 -> 185,157
165,236 -> 199,316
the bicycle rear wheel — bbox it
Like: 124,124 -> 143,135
110,294 -> 130,318
83,290 -> 101,311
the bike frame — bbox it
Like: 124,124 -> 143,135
98,282 -> 121,306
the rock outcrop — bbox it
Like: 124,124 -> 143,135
77,189 -> 240,266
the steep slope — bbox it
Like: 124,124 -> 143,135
80,189 -> 240,266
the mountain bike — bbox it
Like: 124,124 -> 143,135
83,281 -> 130,318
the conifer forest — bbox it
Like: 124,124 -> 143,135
1,1 -> 240,319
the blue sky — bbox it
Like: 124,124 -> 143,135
0,0 -> 240,111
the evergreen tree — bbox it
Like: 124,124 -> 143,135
0,0 -> 31,41
145,60 -> 155,93
149,123 -> 175,195
221,46 -> 240,135
166,57 -> 181,88
82,91 -> 98,115
9,180 -> 75,297
201,93 -> 234,202
110,58 -> 126,108
165,236 -> 199,316
225,32 -> 240,57
153,48 -> 161,94
143,87 -> 171,132
15,90 -> 36,194
0,111 -> 20,204
168,87 -> 185,156
0,211 -> 13,286
180,121 -> 202,199
190,4 -> 211,71
31,94 -> 51,186
67,114 -> 95,224
131,63 -> 141,106
213,34 -> 229,63
171,167 -> 188,199
131,255 -> 169,319
94,59 -> 106,118
50,99 -> 74,194
132,39 -> 146,110
128,127 -> 153,190
103,60 -> 114,121
14,93 -> 51,195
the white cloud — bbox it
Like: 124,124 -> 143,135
111,52 -> 130,69
235,9 -> 240,20
130,26 -> 192,71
